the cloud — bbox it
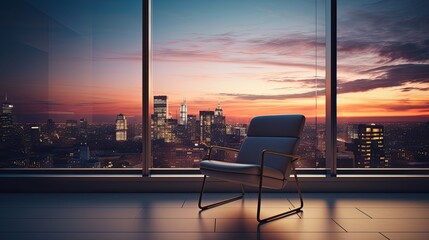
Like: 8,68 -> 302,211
338,39 -> 429,63
401,87 -> 429,92
219,64 -> 429,100
337,39 -> 375,53
339,1 -> 429,41
153,48 -> 222,62
267,77 -> 325,86
384,100 -> 429,112
378,40 -> 429,62
266,77 -> 325,91
362,64 -> 429,82
335,64 -> 429,94
338,1 -> 429,63
153,32 -> 321,69
218,91 -> 322,101
243,35 -> 324,56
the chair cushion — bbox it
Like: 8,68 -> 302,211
201,168 -> 285,189
236,136 -> 297,178
200,160 -> 284,180
247,115 -> 305,138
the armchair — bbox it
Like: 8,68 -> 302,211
198,114 -> 305,223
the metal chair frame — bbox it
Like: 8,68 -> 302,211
198,146 -> 303,223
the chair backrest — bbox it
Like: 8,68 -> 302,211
236,115 -> 305,178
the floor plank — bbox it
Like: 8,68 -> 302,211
358,207 -> 429,219
382,233 -> 429,240
334,218 -> 429,232
0,219 -> 215,233
216,218 -> 346,233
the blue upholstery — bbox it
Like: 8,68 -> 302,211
200,160 -> 284,179
247,115 -> 305,137
199,114 -> 305,189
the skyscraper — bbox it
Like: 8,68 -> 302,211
46,119 -> 55,136
65,120 -> 78,141
187,114 -> 197,142
153,96 -> 168,140
165,118 -> 177,143
212,102 -> 226,146
0,96 -> 14,143
200,111 -> 214,145
214,102 -> 223,117
180,99 -> 187,126
79,118 -> 88,144
354,124 -> 386,168
116,114 -> 127,141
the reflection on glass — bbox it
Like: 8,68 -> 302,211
337,0 -> 429,168
151,0 -> 326,168
0,0 -> 142,168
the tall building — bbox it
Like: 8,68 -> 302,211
200,111 -> 214,145
46,119 -> 55,136
212,102 -> 226,146
43,118 -> 56,144
214,102 -> 223,117
347,124 -> 359,142
0,96 -> 14,143
29,125 -> 41,144
354,124 -> 386,168
153,96 -> 168,140
79,118 -> 88,144
165,118 -> 177,143
180,99 -> 187,126
186,114 -> 197,142
79,145 -> 90,164
65,120 -> 78,141
115,114 -> 127,141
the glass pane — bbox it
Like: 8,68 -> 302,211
337,0 -> 429,168
151,0 -> 325,169
0,0 -> 142,168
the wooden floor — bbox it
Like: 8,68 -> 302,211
0,193 -> 428,240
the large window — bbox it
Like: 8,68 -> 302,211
0,0 -> 142,168
151,0 -> 326,169
1,0 -> 427,173
337,0 -> 429,168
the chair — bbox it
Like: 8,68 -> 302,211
198,114 -> 305,223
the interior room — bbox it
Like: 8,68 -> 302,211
1,0 -> 428,239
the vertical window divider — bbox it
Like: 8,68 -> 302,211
326,0 -> 337,177
143,0 -> 151,177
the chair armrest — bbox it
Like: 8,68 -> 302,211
207,145 -> 239,159
209,145 -> 240,153
261,150 -> 300,162
259,150 -> 300,176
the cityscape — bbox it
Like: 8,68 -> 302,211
1,96 -> 428,169
1,0 -> 427,170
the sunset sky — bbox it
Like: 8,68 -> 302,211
1,0 -> 428,123
153,0 -> 429,123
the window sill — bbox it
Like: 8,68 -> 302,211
1,171 -> 428,193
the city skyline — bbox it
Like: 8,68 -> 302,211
1,94 -> 428,169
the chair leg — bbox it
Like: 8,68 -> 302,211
198,175 -> 245,210
257,169 -> 303,223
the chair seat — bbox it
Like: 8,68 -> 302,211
200,160 -> 284,180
